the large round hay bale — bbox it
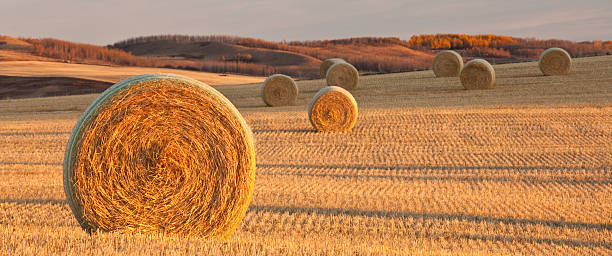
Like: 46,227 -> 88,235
63,73 -> 256,238
320,58 -> 346,78
308,86 -> 358,132
261,74 -> 298,107
539,47 -> 572,76
432,50 -> 464,77
326,62 -> 359,90
460,59 -> 496,89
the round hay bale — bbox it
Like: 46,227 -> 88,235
261,74 -> 298,107
308,86 -> 358,132
326,62 -> 359,90
63,73 -> 256,238
432,50 -> 464,77
539,47 -> 572,76
320,58 -> 346,78
460,59 -> 496,90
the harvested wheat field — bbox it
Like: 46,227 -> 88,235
0,55 -> 611,255
0,61 -> 265,85
0,61 -> 266,99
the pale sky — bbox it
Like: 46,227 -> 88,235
1,0 -> 611,46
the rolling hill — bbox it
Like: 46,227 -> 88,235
1,33 -> 611,86
0,61 -> 264,100
110,36 -> 436,78
117,40 -> 320,66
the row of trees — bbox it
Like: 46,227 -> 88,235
111,35 -> 291,51
408,34 -> 612,59
221,53 -> 253,62
408,34 -> 516,49
287,37 -> 408,47
25,38 -> 158,66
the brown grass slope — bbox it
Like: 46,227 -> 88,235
0,56 -> 610,255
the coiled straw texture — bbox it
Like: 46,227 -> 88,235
539,47 -> 572,76
326,62 -> 359,90
262,74 -> 298,107
433,50 -> 464,77
308,86 -> 358,132
460,59 -> 496,90
320,58 -> 346,78
63,73 -> 256,239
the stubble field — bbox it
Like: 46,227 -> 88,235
0,56 -> 611,255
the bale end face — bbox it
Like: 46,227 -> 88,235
320,58 -> 346,78
460,59 -> 495,90
326,62 -> 359,90
63,73 -> 256,238
539,47 -> 572,76
262,74 -> 298,107
433,50 -> 464,77
308,86 -> 358,132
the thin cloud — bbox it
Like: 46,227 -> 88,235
486,9 -> 611,32
0,0 -> 610,45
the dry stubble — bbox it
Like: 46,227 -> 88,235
0,56 -> 611,255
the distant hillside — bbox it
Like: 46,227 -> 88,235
113,39 -> 322,78
111,35 -> 436,78
117,40 -> 319,66
0,36 -> 54,61
1,34 -> 611,79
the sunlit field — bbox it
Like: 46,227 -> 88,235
1,56 -> 610,255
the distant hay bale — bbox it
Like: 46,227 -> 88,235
308,86 -> 358,132
432,50 -> 464,77
320,58 -> 346,78
460,59 -> 496,89
326,62 -> 359,90
63,73 -> 256,238
539,47 -> 572,76
261,74 -> 298,107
